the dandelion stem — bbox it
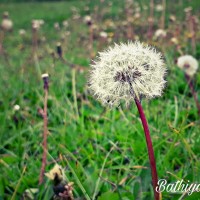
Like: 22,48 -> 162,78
185,74 -> 200,116
148,0 -> 154,39
134,97 -> 160,200
39,74 -> 49,185
32,27 -> 38,56
161,0 -> 166,29
89,25 -> 94,58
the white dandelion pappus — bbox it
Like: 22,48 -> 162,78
89,41 -> 166,107
1,12 -> 13,31
177,55 -> 198,77
154,29 -> 167,39
14,104 -> 20,111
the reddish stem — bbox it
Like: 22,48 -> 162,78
185,74 -> 200,116
39,80 -> 48,185
134,98 -> 160,200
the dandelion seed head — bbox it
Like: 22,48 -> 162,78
177,55 -> 198,77
155,4 -> 163,12
88,41 -> 166,107
19,29 -> 26,36
154,29 -> 167,39
84,15 -> 92,26
1,12 -> 13,31
32,19 -> 44,30
62,20 -> 68,28
171,37 -> 178,45
54,22 -> 60,30
41,73 -> 49,79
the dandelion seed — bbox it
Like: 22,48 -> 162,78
177,55 -> 198,77
89,41 -> 166,107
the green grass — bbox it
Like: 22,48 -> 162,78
0,0 -> 200,200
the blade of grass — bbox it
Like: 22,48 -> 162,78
64,157 -> 91,200
72,68 -> 79,121
11,166 -> 26,200
92,144 -> 116,200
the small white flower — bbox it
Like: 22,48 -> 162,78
32,20 -> 39,30
38,19 -> 44,25
1,19 -> 13,31
1,12 -> 13,31
88,41 -> 166,107
134,12 -> 141,19
155,4 -> 163,12
14,104 -> 20,111
41,73 -> 49,79
19,29 -> 26,36
32,19 -> 44,30
170,37 -> 178,44
177,55 -> 198,77
184,7 -> 192,13
169,15 -> 176,22
84,15 -> 92,25
100,31 -> 108,38
154,29 -> 167,39
62,20 -> 68,27
54,22 -> 60,30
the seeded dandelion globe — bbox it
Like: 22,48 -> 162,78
89,41 -> 167,200
177,55 -> 200,115
89,41 -> 166,107
177,55 -> 198,77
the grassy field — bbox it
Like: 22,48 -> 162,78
0,0 -> 200,199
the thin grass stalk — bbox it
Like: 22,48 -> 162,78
92,145 -> 115,200
32,27 -> 38,56
161,0 -> 166,29
189,16 -> 196,55
185,74 -> 200,116
125,0 -> 134,40
148,0 -> 154,40
39,75 -> 49,184
11,166 -> 27,200
89,25 -> 94,58
64,157 -> 91,200
72,69 -> 79,120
